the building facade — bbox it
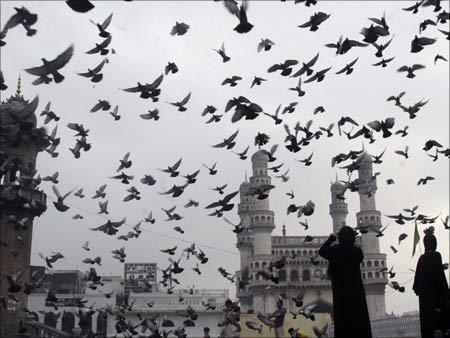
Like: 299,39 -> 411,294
235,150 -> 388,321
370,311 -> 421,338
0,82 -> 49,336
27,266 -> 228,337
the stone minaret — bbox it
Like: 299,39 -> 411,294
237,174 -> 253,270
356,153 -> 382,253
356,152 -> 387,320
236,174 -> 254,310
236,150 -> 276,312
0,82 -> 48,336
329,178 -> 348,233
248,150 -> 275,256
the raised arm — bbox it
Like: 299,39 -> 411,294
319,234 -> 337,260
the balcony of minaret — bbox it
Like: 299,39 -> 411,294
329,203 -> 348,213
236,232 -> 253,247
361,254 -> 388,285
356,211 -> 382,227
249,210 -> 274,227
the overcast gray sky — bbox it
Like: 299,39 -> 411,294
1,0 -> 449,315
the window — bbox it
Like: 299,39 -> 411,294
374,260 -> 379,267
290,270 -> 299,282
96,314 -> 107,337
61,312 -> 75,333
44,312 -> 58,328
278,270 -> 287,282
302,270 -> 311,281
367,261 -> 372,267
79,314 -> 92,336
255,262 -> 260,269
368,272 -> 373,279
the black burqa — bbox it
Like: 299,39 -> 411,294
319,226 -> 372,338
413,230 -> 449,338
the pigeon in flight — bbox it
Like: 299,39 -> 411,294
66,0 -> 95,13
214,43 -> 230,62
373,57 -> 395,68
410,35 -> 436,53
257,38 -> 275,52
25,44 -> 74,85
0,6 -> 38,46
90,13 -> 113,38
86,35 -> 112,55
292,53 -> 319,77
212,130 -> 239,149
268,60 -> 298,76
397,64 -> 425,78
223,0 -> 254,33
77,59 -> 106,82
298,12 -> 330,31
160,158 -> 182,177
122,75 -> 163,100
168,92 -> 191,112
171,22 -> 190,36
52,185 -> 73,212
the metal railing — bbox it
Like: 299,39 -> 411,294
23,317 -> 72,338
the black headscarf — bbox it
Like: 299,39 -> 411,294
423,227 -> 437,252
338,226 -> 356,247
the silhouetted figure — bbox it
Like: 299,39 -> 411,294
203,326 -> 211,338
269,298 -> 287,338
319,226 -> 372,338
413,227 -> 449,338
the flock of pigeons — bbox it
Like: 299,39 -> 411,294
1,0 -> 449,337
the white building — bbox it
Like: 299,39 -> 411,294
369,311 -> 420,337
27,268 -> 228,337
235,150 -> 388,320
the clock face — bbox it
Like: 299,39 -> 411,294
314,269 -> 322,278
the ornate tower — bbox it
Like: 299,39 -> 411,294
236,150 -> 276,313
237,174 -> 253,268
236,175 -> 254,310
248,150 -> 275,256
355,152 -> 387,320
329,179 -> 348,233
0,83 -> 48,336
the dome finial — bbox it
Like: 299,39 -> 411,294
16,74 -> 22,98
282,224 -> 286,237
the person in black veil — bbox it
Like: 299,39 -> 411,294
319,226 -> 372,338
413,226 -> 449,338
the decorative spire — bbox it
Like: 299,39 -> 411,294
282,224 -> 286,237
16,74 -> 22,97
